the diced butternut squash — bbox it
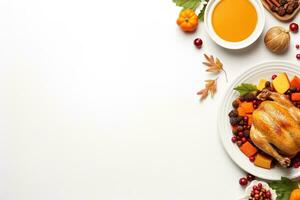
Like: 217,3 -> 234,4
237,107 -> 247,116
292,93 -> 300,101
273,73 -> 290,94
291,76 -> 300,88
240,102 -> 254,114
240,142 -> 257,157
247,114 -> 253,125
254,153 -> 273,169
257,79 -> 267,91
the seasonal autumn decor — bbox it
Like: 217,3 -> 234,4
176,9 -> 199,32
197,54 -> 227,101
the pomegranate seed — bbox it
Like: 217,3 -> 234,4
231,136 -> 237,143
271,74 -> 277,80
266,191 -> 271,197
297,54 -> 300,59
239,177 -> 248,186
249,156 -> 255,162
296,44 -> 300,49
244,116 -> 248,121
258,183 -> 262,189
193,38 -> 203,48
297,87 -> 300,92
290,22 -> 299,32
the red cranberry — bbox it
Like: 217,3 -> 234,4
296,44 -> 300,49
297,54 -> 300,59
271,74 -> 277,80
241,137 -> 247,143
246,174 -> 255,181
293,162 -> 300,168
193,38 -> 203,48
258,183 -> 262,189
231,136 -> 237,143
290,22 -> 299,33
238,132 -> 244,137
239,177 -> 248,186
266,191 -> 271,198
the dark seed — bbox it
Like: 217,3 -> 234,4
230,117 -> 240,126
232,100 -> 239,109
228,110 -> 238,117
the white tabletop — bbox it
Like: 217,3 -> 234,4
0,0 -> 299,199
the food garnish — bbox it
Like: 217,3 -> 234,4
264,26 -> 290,54
234,83 -> 258,96
269,177 -> 299,200
196,79 -> 217,101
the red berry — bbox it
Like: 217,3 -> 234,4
293,162 -> 300,168
246,174 -> 255,181
266,191 -> 271,198
296,44 -> 299,49
297,54 -> 300,59
258,183 -> 262,189
193,38 -> 203,48
242,137 -> 247,143
271,74 -> 277,80
290,23 -> 299,33
238,132 -> 244,137
249,156 -> 255,162
239,177 -> 248,186
244,116 -> 248,121
231,136 -> 237,143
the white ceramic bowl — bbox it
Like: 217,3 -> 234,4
204,0 -> 265,49
218,61 -> 300,180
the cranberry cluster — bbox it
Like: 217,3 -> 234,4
239,174 -> 255,186
249,183 -> 272,200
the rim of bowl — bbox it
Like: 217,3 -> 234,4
204,0 -> 265,49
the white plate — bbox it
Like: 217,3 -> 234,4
218,60 -> 300,180
204,0 -> 265,49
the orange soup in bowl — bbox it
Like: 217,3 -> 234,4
212,0 -> 258,42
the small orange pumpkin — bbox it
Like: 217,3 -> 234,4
176,9 -> 198,32
290,189 -> 300,200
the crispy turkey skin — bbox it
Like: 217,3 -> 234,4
250,89 -> 300,167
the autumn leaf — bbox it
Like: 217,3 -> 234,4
197,79 -> 217,101
203,54 -> 228,81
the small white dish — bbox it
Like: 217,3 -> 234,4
218,61 -> 300,180
239,180 -> 277,200
204,0 -> 265,49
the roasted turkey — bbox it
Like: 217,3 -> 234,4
250,89 -> 300,167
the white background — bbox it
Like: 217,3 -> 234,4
0,0 -> 299,199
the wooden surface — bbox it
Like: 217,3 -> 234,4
261,0 -> 300,22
